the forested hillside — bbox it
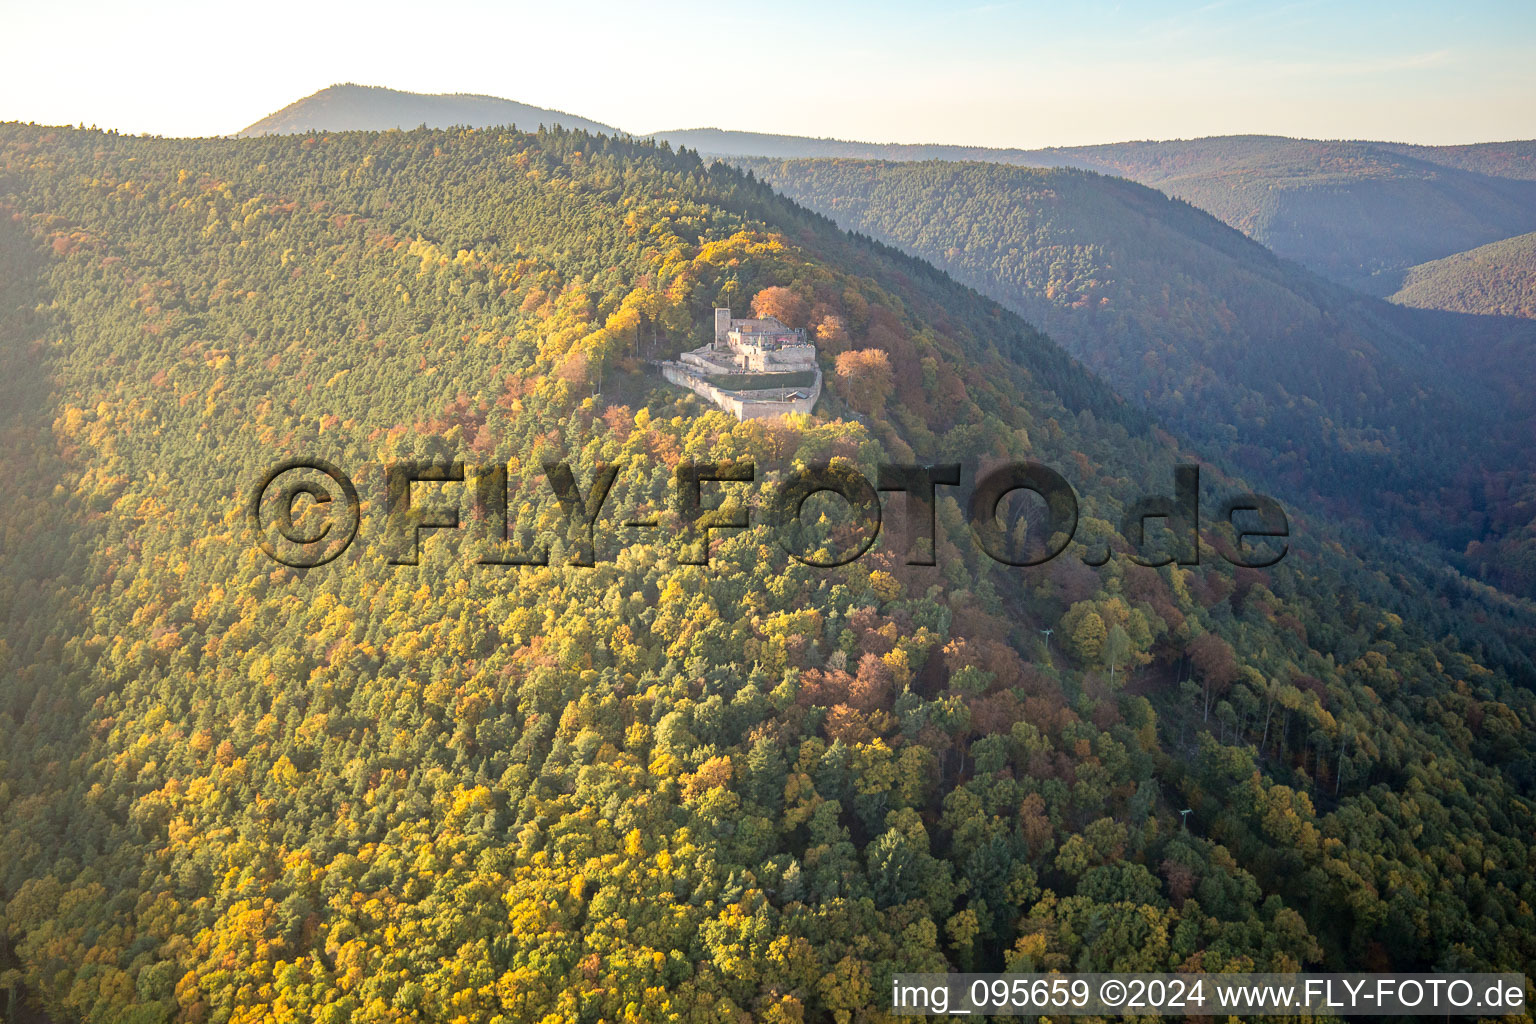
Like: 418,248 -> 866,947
239,84 -> 618,138
739,157 -> 1536,602
1391,231 -> 1536,319
1,123 -> 1534,1024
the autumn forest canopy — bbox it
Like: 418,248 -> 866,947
0,120 -> 1533,1024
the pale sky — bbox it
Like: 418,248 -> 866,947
1,0 -> 1532,147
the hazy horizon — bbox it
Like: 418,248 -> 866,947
13,80 -> 1536,151
2,0 -> 1534,147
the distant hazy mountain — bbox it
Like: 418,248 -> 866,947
1390,231 -> 1536,319
1374,140 -> 1536,181
238,83 -> 620,137
1034,138 -> 1536,294
650,127 -> 1064,164
683,132 -> 1536,294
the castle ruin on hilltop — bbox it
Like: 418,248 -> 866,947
658,307 -> 822,420
710,308 -> 816,372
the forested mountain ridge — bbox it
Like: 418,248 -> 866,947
236,86 -> 1536,295
660,130 -> 1536,294
738,156 -> 1536,601
238,84 -> 619,138
1,122 -> 1534,1024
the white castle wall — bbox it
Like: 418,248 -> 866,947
661,363 -> 821,421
